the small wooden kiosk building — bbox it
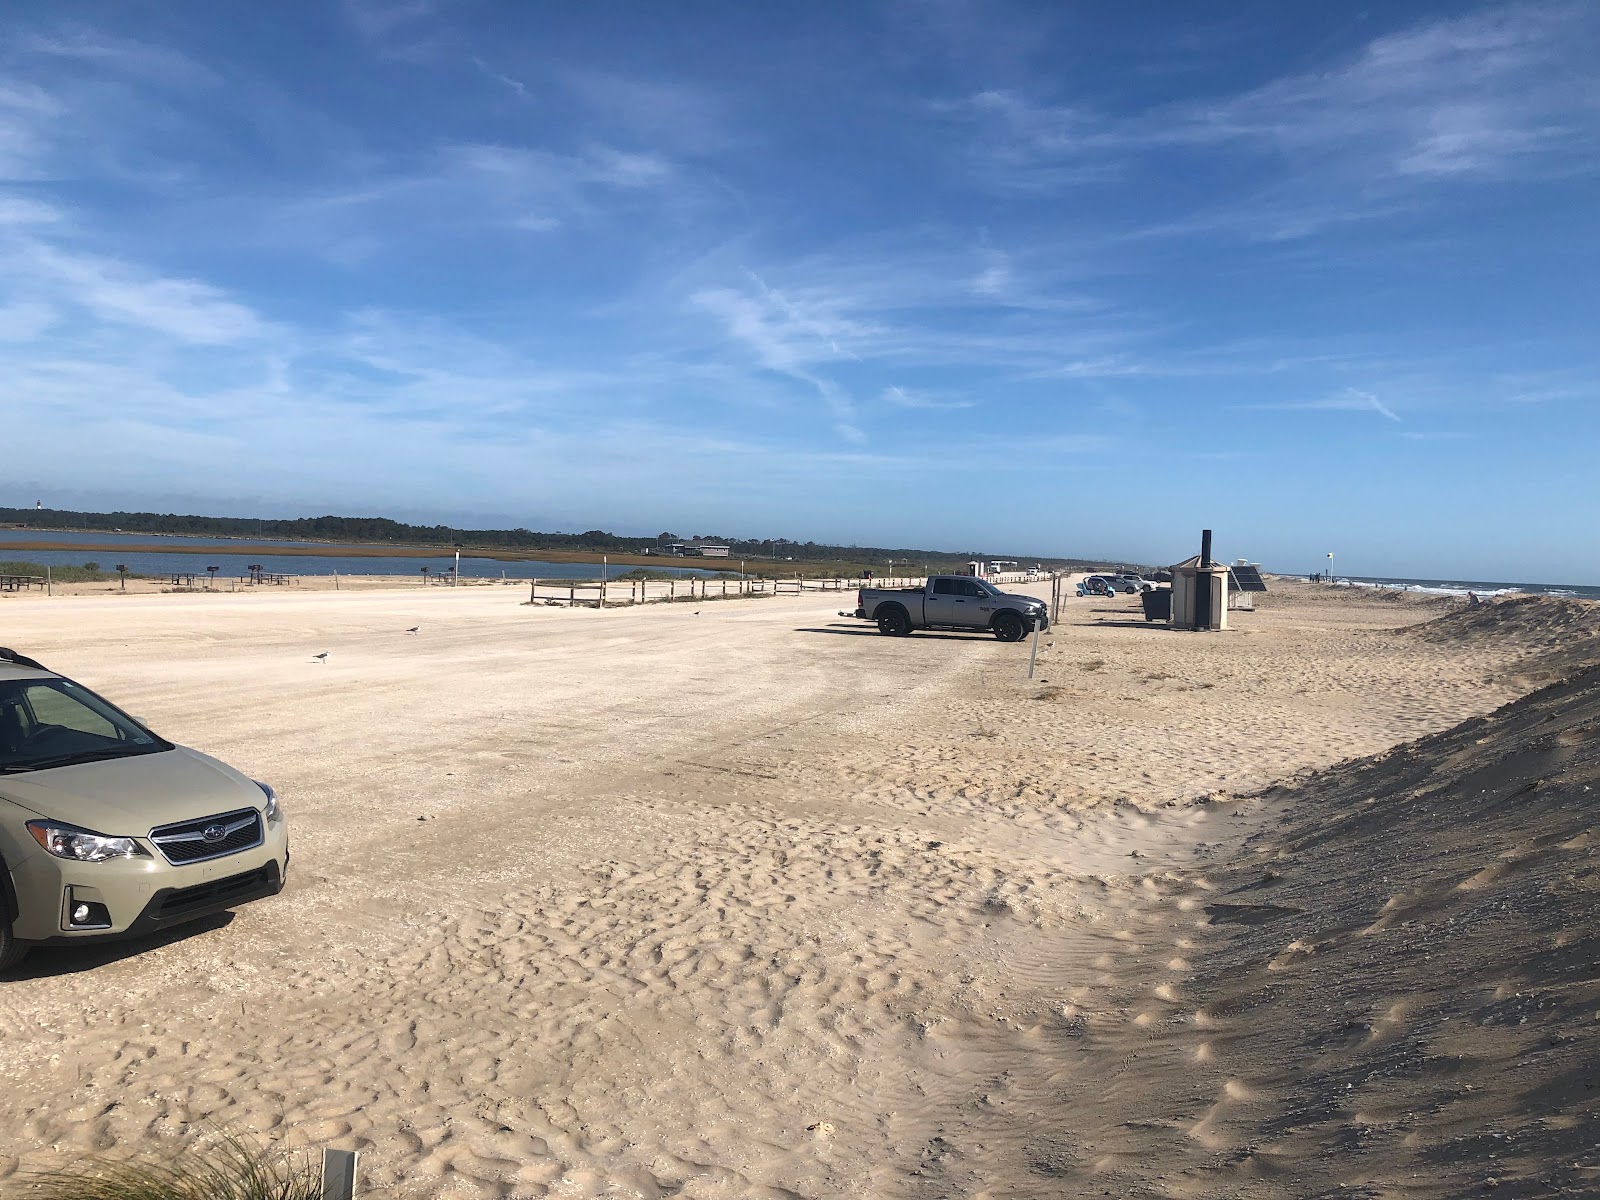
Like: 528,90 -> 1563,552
1169,530 -> 1231,631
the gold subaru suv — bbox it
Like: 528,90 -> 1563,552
0,648 -> 288,972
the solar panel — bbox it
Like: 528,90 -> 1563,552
1229,565 -> 1268,593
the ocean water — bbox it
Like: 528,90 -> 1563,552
1329,575 -> 1600,601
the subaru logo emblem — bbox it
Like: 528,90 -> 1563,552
202,824 -> 226,842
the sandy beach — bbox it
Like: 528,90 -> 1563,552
1,579 -> 1595,1197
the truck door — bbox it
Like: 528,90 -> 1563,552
954,578 -> 992,626
925,577 -> 963,626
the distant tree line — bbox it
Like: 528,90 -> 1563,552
0,508 -> 1141,574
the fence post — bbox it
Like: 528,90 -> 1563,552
321,1149 -> 359,1200
569,584 -> 575,607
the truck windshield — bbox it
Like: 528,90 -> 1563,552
0,679 -> 171,773
973,580 -> 1003,597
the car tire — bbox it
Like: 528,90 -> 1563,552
0,905 -> 26,974
993,611 -> 1025,642
877,606 -> 911,637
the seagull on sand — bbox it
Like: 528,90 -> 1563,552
405,626 -> 420,634
312,652 -> 329,663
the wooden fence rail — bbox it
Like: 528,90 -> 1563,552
525,575 -> 928,608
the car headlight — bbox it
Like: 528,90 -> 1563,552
256,781 -> 281,824
27,820 -> 148,862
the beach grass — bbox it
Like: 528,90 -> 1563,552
0,558 -> 111,584
15,1136 -> 321,1200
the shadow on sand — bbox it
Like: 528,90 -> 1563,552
5,912 -> 235,980
794,625 -> 998,642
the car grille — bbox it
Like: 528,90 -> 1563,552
155,863 -> 277,920
149,807 -> 263,864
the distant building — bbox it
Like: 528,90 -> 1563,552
667,540 -> 731,558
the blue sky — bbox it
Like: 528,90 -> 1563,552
1,2 -> 1596,581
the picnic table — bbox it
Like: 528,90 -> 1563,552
0,573 -> 44,592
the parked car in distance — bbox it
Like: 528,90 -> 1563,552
1110,574 -> 1155,593
0,647 -> 289,971
1077,576 -> 1116,597
851,576 -> 1048,642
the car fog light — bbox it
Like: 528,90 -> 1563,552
72,903 -> 91,924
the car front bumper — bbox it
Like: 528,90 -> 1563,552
9,819 -> 289,944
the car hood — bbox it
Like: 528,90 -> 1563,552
995,591 -> 1045,608
0,746 -> 262,835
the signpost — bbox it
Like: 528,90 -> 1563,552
321,1149 -> 359,1200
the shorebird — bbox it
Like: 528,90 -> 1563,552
312,652 -> 329,663
405,626 -> 420,634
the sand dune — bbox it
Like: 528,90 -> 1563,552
1037,657 -> 1600,1197
1405,594 -> 1600,687
0,583 -> 1594,1196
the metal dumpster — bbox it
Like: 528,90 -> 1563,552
1141,587 -> 1172,623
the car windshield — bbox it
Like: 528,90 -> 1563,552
0,678 -> 171,773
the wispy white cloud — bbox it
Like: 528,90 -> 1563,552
557,71 -> 734,156
1244,388 -> 1402,422
20,28 -> 222,88
691,276 -> 874,442
273,139 -> 682,257
970,258 -> 1010,297
11,241 -> 267,344
470,57 -> 531,100
881,385 -> 976,410
952,5 -> 1599,221
0,300 -> 56,341
0,82 -> 63,180
343,0 -> 437,42
0,191 -> 64,225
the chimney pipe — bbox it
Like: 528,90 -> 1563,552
1200,529 -> 1213,568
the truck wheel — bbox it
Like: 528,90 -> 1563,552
877,606 -> 911,637
993,611 -> 1025,642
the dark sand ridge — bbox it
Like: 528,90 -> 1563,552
1040,607 -> 1600,1197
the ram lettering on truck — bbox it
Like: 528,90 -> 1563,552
848,575 -> 1049,643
